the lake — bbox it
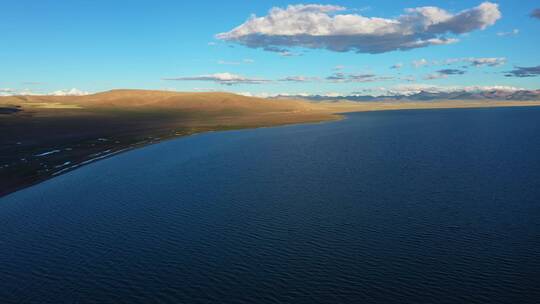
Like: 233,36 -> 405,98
1,107 -> 540,303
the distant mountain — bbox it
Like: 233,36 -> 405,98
276,89 -> 540,102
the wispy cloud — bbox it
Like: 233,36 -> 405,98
279,76 -> 321,82
163,73 -> 270,85
413,57 -> 506,68
217,59 -> 255,65
496,29 -> 519,37
22,82 -> 45,85
217,2 -> 500,54
413,59 -> 429,68
466,57 -> 506,67
326,72 -> 393,83
505,66 -> 540,78
438,69 -> 466,75
425,69 -> 466,80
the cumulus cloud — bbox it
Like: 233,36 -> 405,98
505,66 -> 540,78
216,2 -> 501,54
163,73 -> 270,85
496,29 -> 519,36
531,9 -> 540,19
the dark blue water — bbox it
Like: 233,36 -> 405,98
1,108 -> 540,303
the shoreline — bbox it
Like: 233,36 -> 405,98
2,101 -> 540,198
0,115 -> 343,198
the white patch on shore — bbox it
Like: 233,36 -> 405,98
35,150 -> 61,157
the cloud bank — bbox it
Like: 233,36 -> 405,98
355,84 -> 526,96
217,2 -> 501,54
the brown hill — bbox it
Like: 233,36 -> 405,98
2,90 -> 320,113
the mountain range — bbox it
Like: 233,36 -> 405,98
278,89 -> 540,102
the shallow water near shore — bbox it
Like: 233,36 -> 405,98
1,107 -> 540,303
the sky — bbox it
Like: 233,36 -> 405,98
1,0 -> 539,96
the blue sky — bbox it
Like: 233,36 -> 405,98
1,0 -> 539,96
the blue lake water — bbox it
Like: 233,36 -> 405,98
1,107 -> 540,303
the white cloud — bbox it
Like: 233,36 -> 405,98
217,2 -> 501,54
163,73 -> 270,85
